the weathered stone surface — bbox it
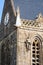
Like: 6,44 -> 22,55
17,27 -> 43,65
0,0 -> 43,65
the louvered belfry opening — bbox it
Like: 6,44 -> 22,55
32,37 -> 41,65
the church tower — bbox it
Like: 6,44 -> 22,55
1,0 -> 16,38
0,0 -> 17,65
0,0 -> 43,65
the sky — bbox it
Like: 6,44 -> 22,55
0,0 -> 43,23
0,0 -> 4,22
14,0 -> 43,20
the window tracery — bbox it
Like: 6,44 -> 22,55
32,36 -> 42,65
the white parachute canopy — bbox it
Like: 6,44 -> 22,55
15,6 -> 21,27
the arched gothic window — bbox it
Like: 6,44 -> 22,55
32,36 -> 42,65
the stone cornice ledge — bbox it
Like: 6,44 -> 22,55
19,26 -> 43,32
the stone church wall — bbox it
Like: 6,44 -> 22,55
17,27 -> 43,65
0,29 -> 17,65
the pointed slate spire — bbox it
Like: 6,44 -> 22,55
1,0 -> 16,38
15,6 -> 21,27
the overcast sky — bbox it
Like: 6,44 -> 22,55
0,0 -> 43,23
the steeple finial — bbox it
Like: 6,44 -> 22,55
17,6 -> 20,15
15,6 -> 21,27
38,13 -> 42,18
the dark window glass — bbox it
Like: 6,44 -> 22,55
36,55 -> 39,58
36,48 -> 39,50
32,59 -> 35,62
36,63 -> 39,65
32,51 -> 35,53
33,42 -> 35,46
32,54 -> 35,58
32,63 -> 35,65
36,51 -> 39,54
33,47 -> 35,49
36,59 -> 39,62
36,43 -> 38,46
